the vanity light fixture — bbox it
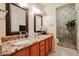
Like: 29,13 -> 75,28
18,3 -> 28,8
32,7 -> 41,14
0,9 -> 8,20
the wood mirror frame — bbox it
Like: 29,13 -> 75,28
6,3 -> 29,36
34,14 -> 43,32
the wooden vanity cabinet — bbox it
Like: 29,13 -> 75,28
45,38 -> 50,56
39,40 -> 46,56
12,47 -> 30,56
9,36 -> 54,56
30,43 -> 39,56
49,37 -> 52,51
51,36 -> 55,52
25,47 -> 31,56
45,37 -> 52,56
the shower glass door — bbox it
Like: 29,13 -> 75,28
56,3 -> 77,50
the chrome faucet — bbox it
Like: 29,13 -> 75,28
19,31 -> 22,39
25,32 -> 28,38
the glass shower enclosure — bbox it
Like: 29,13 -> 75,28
56,3 -> 77,50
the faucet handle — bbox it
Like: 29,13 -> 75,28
20,31 -> 22,35
25,32 -> 28,34
25,32 -> 28,38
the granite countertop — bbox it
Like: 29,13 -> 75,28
1,34 -> 53,56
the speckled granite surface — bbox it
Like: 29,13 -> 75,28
1,35 -> 53,56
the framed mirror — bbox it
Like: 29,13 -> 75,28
34,14 -> 43,32
6,3 -> 28,36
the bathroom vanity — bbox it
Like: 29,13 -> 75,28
1,35 -> 55,56
1,3 -> 55,56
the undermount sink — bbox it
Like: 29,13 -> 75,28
11,39 -> 32,46
11,38 -> 37,46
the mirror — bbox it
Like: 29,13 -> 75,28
34,14 -> 43,32
6,3 -> 28,35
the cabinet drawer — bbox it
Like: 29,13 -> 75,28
40,40 -> 45,46
40,45 -> 45,51
30,43 -> 39,56
40,50 -> 45,56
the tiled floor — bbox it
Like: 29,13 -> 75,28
58,41 -> 77,50
49,46 -> 78,56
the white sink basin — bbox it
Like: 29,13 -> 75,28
11,39 -> 32,46
11,37 -> 38,46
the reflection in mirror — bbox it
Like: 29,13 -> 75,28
6,3 -> 28,35
10,4 -> 26,32
34,14 -> 42,32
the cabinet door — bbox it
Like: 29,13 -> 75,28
49,37 -> 52,51
46,38 -> 50,56
12,47 -> 30,56
30,43 -> 39,56
25,47 -> 30,56
49,36 -> 55,53
40,45 -> 45,56
52,37 -> 55,52
40,50 -> 45,56
40,40 -> 45,46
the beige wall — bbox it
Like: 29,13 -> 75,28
43,3 -> 65,39
0,3 -> 6,37
28,3 -> 44,35
43,3 -> 65,50
28,8 -> 34,35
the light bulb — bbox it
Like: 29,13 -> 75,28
32,7 -> 41,14
19,3 -> 28,7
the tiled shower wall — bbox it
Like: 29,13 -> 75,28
56,3 -> 77,49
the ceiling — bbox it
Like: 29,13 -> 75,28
40,3 -> 66,8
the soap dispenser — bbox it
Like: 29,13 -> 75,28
0,37 -> 2,55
